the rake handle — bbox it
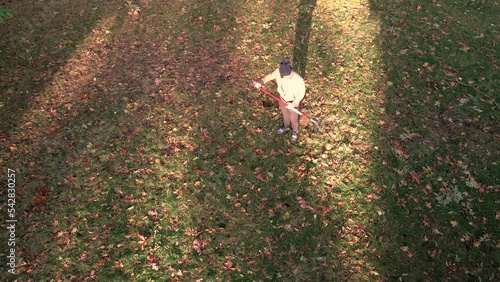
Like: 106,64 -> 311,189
258,87 -> 312,121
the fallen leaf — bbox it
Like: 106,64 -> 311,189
138,234 -> 147,250
148,210 -> 158,221
114,260 -> 124,268
193,238 -> 204,254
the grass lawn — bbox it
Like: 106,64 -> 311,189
1,0 -> 498,281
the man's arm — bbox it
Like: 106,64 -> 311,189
262,69 -> 279,84
254,69 -> 279,89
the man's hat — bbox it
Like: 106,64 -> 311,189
279,57 -> 292,77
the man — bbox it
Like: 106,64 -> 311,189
253,57 -> 306,141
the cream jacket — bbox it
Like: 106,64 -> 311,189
262,69 -> 305,107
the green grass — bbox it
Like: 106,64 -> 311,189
1,0 -> 498,281
367,0 -> 499,280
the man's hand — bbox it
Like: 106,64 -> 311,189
286,103 -> 295,110
253,81 -> 262,89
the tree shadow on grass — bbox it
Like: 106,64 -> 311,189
0,0 -> 129,277
367,0 -> 499,280
142,1 -> 346,280
0,4 -> 168,279
0,0 -> 118,138
292,0 -> 317,78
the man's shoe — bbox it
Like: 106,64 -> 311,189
291,131 -> 299,141
277,126 -> 290,134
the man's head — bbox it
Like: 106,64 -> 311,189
279,57 -> 292,78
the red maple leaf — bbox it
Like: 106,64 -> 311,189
409,171 -> 422,184
33,195 -> 47,205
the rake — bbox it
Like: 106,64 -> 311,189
257,86 -> 322,127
